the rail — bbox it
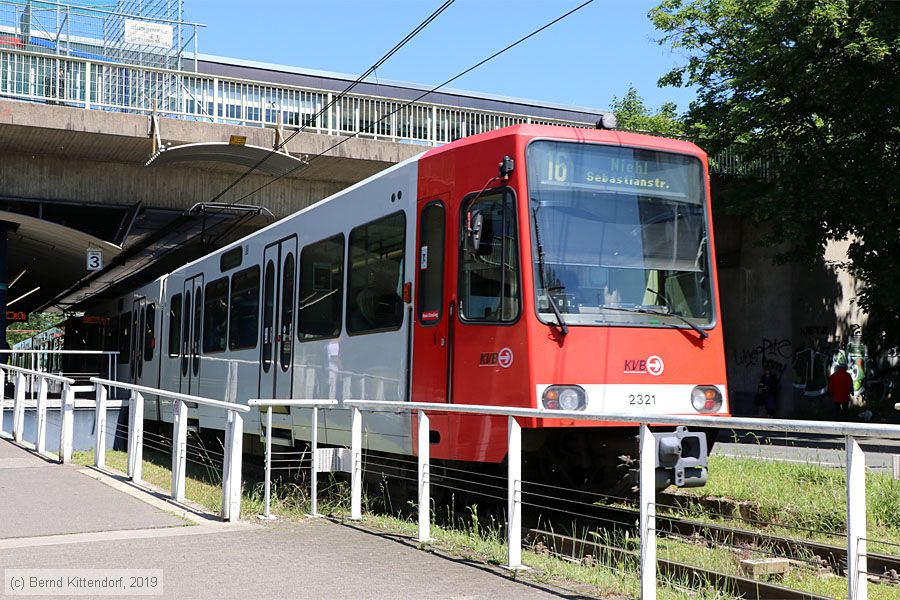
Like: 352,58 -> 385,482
256,399 -> 900,600
0,363 -> 77,462
90,377 -> 248,521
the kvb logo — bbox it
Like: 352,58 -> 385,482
479,347 -> 514,368
624,355 -> 665,376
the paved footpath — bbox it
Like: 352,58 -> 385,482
0,439 -> 579,599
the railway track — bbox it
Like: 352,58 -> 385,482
527,529 -> 836,600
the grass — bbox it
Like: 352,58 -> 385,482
667,454 -> 900,552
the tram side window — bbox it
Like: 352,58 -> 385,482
347,212 -> 405,334
143,304 -> 156,362
298,234 -> 344,340
459,189 -> 520,322
119,312 -> 131,364
203,277 -> 229,353
229,266 -> 260,350
168,294 -> 182,357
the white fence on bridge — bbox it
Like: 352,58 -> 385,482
0,46 -> 769,178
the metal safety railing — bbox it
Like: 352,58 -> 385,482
248,399 -> 338,519
1,350 -> 119,390
0,363 -> 79,462
255,399 -> 900,600
89,377 -> 248,521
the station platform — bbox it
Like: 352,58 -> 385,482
0,439 -> 571,599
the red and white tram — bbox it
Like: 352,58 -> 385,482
88,124 -> 729,491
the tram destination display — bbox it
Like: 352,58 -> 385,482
529,142 -> 701,202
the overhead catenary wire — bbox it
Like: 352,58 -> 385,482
232,0 -> 596,206
207,0 -> 457,204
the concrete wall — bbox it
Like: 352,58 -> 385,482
0,151 -> 347,217
718,220 -> 870,418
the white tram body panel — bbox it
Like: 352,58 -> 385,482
94,156 -> 422,456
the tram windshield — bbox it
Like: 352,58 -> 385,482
526,140 -> 713,329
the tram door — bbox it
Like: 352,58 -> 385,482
130,297 -> 146,384
412,199 -> 450,403
259,237 -> 297,414
180,275 -> 204,397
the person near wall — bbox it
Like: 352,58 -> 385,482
755,362 -> 779,418
827,363 -> 853,420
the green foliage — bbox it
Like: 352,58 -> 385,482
650,0 -> 900,345
610,85 -> 685,136
6,312 -> 63,346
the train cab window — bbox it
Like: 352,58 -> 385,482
298,235 -> 343,340
203,277 -> 229,353
119,311 -> 131,364
347,211 -> 406,334
417,203 -> 445,324
168,294 -> 182,357
229,266 -> 260,350
459,189 -> 520,322
144,304 -> 156,362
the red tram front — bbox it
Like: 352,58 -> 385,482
411,125 -> 728,491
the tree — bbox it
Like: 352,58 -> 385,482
650,0 -> 900,345
7,312 -> 63,346
610,85 -> 685,136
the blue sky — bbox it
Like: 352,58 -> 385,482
184,0 -> 696,115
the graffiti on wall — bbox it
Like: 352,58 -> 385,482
733,325 -> 894,404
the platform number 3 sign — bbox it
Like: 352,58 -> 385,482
86,249 -> 103,271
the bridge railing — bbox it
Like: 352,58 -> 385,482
254,398 -> 900,600
0,46 -> 772,178
0,363 -> 79,462
90,377 -> 249,521
0,46 -> 587,145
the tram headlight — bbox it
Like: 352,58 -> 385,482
691,386 -> 722,413
542,385 -> 586,411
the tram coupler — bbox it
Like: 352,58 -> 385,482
654,426 -> 708,489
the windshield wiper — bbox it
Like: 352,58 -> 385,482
531,205 -> 567,336
599,304 -> 708,340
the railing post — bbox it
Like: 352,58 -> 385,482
640,423 -> 658,600
13,372 -> 25,443
506,415 -> 523,570
350,406 -> 362,520
0,368 -> 6,436
171,398 -> 188,502
310,406 -> 319,517
221,410 -> 243,521
418,410 -> 431,543
94,383 -> 107,468
263,405 -> 273,519
84,60 -> 91,109
846,435 -> 868,600
35,377 -> 47,454
59,382 -> 74,463
127,391 -> 144,482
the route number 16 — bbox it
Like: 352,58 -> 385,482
546,151 -> 570,182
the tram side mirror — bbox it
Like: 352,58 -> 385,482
468,210 -> 492,255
